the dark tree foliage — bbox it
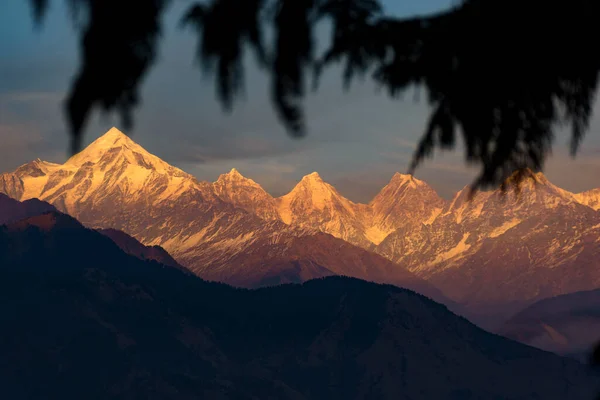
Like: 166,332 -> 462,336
29,0 -> 600,190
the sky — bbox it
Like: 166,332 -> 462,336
2,0 -> 600,202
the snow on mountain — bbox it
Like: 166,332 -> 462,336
574,188 -> 600,210
191,167 -> 446,250
369,173 -> 444,243
275,172 -> 375,248
269,171 -> 446,249
4,128 -> 600,322
0,128 -> 443,302
212,168 -> 280,220
0,127 -> 247,253
375,169 -> 600,324
378,169 -> 587,273
0,127 -> 214,216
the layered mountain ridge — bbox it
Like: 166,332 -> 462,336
499,288 -> 600,361
0,128 -> 445,305
1,210 -> 595,399
3,127 -> 600,322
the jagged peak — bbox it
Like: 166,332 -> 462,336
451,169 -> 554,199
301,172 -> 323,182
391,172 -> 413,181
492,169 -> 571,200
18,158 -> 58,169
103,126 -> 129,140
65,127 -> 138,165
375,172 -> 425,194
13,158 -> 60,177
278,172 -> 350,216
63,127 -> 176,173
220,168 -> 245,180
389,172 -> 426,188
577,187 -> 600,196
215,168 -> 261,188
290,172 -> 334,194
279,172 -> 329,197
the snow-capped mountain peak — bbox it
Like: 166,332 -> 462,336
275,172 -> 374,246
64,127 -> 176,173
213,168 -> 279,220
0,127 -> 206,215
302,171 -> 323,181
388,172 -> 422,188
292,172 -> 330,192
226,167 -> 244,179
282,172 -> 345,211
216,168 -> 259,186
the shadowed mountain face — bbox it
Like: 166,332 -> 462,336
4,128 -> 600,323
98,228 -> 184,270
0,212 -> 596,399
0,193 -> 56,225
500,289 -> 600,362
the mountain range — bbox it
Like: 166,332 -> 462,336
3,127 -> 600,326
0,203 -> 596,399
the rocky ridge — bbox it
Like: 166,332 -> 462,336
3,128 -> 600,318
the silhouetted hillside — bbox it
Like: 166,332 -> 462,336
0,211 -> 597,399
98,228 -> 184,271
0,193 -> 56,225
500,289 -> 600,361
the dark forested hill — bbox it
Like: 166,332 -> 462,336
0,211 -> 596,399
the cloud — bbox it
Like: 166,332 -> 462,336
0,91 -> 63,104
0,90 -> 68,171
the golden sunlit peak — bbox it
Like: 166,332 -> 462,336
302,172 -> 322,181
103,126 -> 128,139
391,172 -> 414,181
217,168 -> 246,182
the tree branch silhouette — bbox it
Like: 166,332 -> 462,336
28,0 -> 600,192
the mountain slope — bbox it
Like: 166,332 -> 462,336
0,213 -> 596,399
276,172 -> 374,248
4,128 -> 600,322
0,128 -> 263,260
574,188 -> 600,210
0,128 -> 213,216
376,171 -> 600,324
98,228 -> 184,270
369,173 -> 444,243
180,222 -> 448,304
273,172 -> 445,248
0,193 -> 56,225
0,129 -> 442,303
213,168 -> 280,220
500,288 -> 600,361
